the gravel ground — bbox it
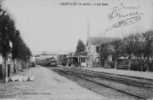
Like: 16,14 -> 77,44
0,66 -> 109,100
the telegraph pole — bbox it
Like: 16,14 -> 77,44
86,18 -> 90,67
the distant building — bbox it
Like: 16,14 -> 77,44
86,37 -> 118,67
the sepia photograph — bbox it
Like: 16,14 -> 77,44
0,0 -> 153,100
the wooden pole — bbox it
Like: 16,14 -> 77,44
86,18 -> 90,67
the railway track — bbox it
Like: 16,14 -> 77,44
52,67 -> 153,100
74,68 -> 153,88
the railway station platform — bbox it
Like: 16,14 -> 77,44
84,67 -> 153,80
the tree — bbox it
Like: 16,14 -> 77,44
143,31 -> 153,58
12,30 -> 31,61
75,39 -> 86,55
142,31 -> 153,71
110,39 -> 124,68
11,30 -> 31,72
0,11 -> 12,57
0,3 -> 32,81
122,34 -> 141,69
0,5 -> 31,61
0,5 -> 17,81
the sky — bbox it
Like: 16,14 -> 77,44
2,0 -> 153,54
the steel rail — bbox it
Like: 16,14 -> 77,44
53,68 -> 146,100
